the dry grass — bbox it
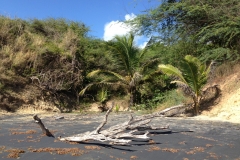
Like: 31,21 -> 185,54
147,146 -> 161,151
84,145 -> 101,150
0,146 -> 6,153
213,61 -> 240,83
10,130 -> 37,135
5,148 -> 25,159
161,148 -> 180,153
130,155 -> 138,159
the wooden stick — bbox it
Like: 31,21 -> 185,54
33,114 -> 54,137
93,102 -> 114,134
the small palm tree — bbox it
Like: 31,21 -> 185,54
80,33 -> 159,109
158,55 -> 211,115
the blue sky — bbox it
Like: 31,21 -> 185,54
0,0 -> 160,48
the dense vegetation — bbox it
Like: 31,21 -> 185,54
0,0 -> 239,113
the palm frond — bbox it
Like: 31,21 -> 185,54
112,33 -> 139,76
142,70 -> 163,81
158,64 -> 187,84
79,83 -> 95,96
180,58 -> 199,93
79,80 -> 128,96
141,57 -> 160,73
170,80 -> 187,85
87,69 -> 101,78
87,69 -> 126,82
184,55 -> 201,67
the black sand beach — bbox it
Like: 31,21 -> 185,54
0,113 -> 240,160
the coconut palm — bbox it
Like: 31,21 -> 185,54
158,55 -> 211,115
80,33 -> 159,109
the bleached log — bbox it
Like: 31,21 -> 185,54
33,103 -> 190,145
156,104 -> 190,116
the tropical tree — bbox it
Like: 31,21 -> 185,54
128,0 -> 240,62
158,55 -> 212,115
80,33 -> 159,109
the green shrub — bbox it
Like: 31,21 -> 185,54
134,89 -> 188,111
115,105 -> 120,113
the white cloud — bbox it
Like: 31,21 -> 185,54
103,13 -> 136,41
103,13 -> 148,49
103,21 -> 131,41
124,13 -> 136,21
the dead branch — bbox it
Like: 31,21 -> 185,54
32,103 -> 193,145
156,104 -> 193,116
92,102 -> 114,134
33,114 -> 54,137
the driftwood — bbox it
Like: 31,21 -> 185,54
33,103 -> 194,145
59,102 -> 173,145
33,114 -> 54,137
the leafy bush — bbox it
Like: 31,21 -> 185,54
115,105 -> 120,113
134,89 -> 188,111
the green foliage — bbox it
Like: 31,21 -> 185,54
83,39 -> 115,72
115,104 -> 120,113
42,42 -> 63,54
0,16 -> 26,47
159,55 -> 209,95
0,16 -> 90,110
0,82 -> 4,91
134,89 -> 186,111
128,0 -> 240,63
96,88 -> 109,103
180,55 -> 209,96
159,89 -> 187,107
135,90 -> 165,110
200,48 -> 240,63
105,33 -> 140,76
30,19 -> 46,35
80,33 -> 161,109
4,3 -> 240,113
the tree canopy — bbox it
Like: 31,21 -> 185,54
128,0 -> 240,62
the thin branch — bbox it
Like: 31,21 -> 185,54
33,114 -> 54,137
93,102 -> 114,134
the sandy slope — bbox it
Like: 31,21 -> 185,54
199,73 -> 240,123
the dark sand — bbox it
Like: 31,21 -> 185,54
0,113 -> 240,160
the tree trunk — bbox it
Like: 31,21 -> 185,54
129,93 -> 134,110
128,87 -> 136,110
193,96 -> 200,116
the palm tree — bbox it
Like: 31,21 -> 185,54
80,33 -> 159,109
158,55 -> 211,115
